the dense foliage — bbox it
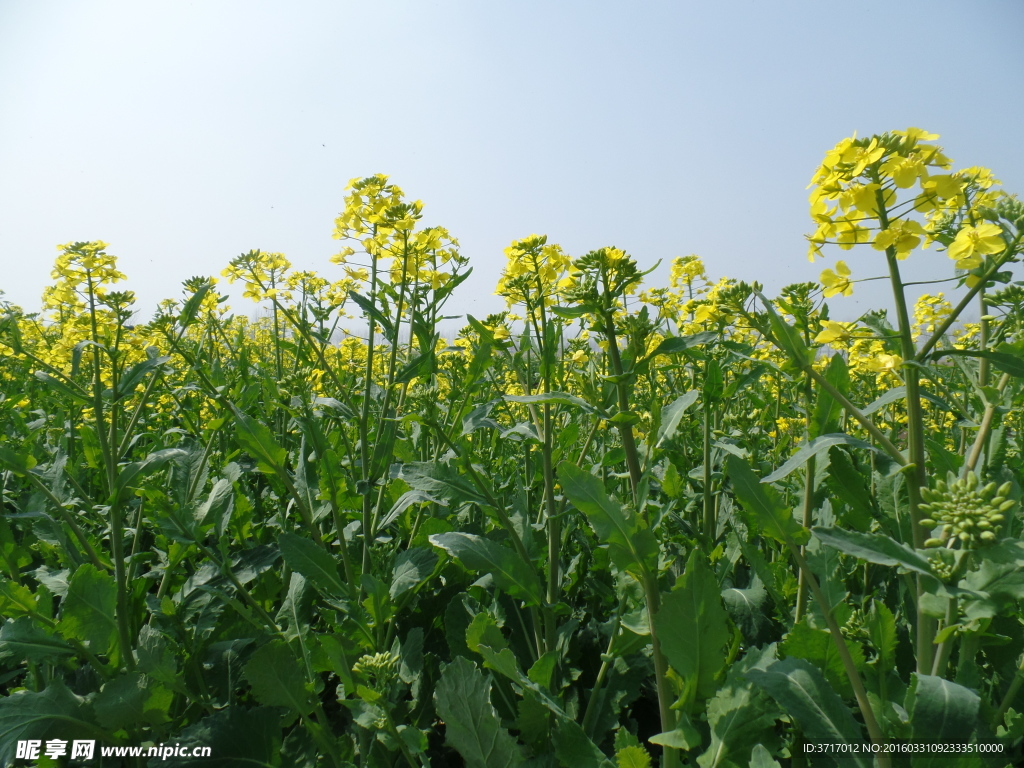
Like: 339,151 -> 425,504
2,129 -> 1024,767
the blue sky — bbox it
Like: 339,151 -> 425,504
1,0 -> 1022,323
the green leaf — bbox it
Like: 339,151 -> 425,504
824,449 -> 875,532
749,744 -> 782,768
656,391 -> 699,447
811,527 -> 935,577
862,385 -> 907,416
58,563 -> 118,658
243,639 -> 313,716
145,706 -> 284,767
278,532 -> 346,598
649,331 -> 718,357
746,658 -> 870,768
553,717 -> 616,768
755,289 -> 812,368
462,401 -> 501,435
557,462 -> 658,576
231,407 -> 288,474
113,448 -> 188,504
390,547 -> 438,600
0,445 -> 37,476
866,602 -> 897,670
33,370 -> 90,403
401,461 -> 488,507
906,674 -> 980,744
0,680 -> 100,765
703,359 -> 725,402
94,671 -> 172,729
780,620 -> 864,699
763,434 -> 877,484
434,657 -> 525,768
176,279 -> 215,329
725,455 -> 808,546
931,346 -> 1024,378
348,290 -> 395,340
114,348 -> 170,400
504,391 -> 596,414
698,646 -> 780,768
615,744 -> 652,768
654,551 -> 731,700
429,533 -> 543,605
194,477 -> 234,535
812,354 -> 849,438
721,578 -> 770,645
0,617 -> 75,664
649,718 -> 701,749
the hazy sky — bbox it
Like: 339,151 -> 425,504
2,1 -> 1022,323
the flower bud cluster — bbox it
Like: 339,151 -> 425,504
919,472 -> 1013,548
352,651 -> 399,686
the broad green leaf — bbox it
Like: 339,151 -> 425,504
931,346 -> 1024,378
146,706 -> 283,768
812,354 -> 849,438
113,348 -> 170,400
401,461 -> 488,507
866,602 -> 897,670
0,681 -> 100,765
0,445 -> 37,476
656,390 -> 699,446
824,448 -> 875,531
390,547 -> 438,599
697,647 -> 780,768
462,401 -> 501,435
278,532 -> 346,598
231,407 -> 288,474
749,744 -> 782,768
755,289 -> 812,368
380,489 -> 438,530
176,279 -> 214,329
703,359 -> 725,402
649,718 -> 701,749
615,744 -> 651,768
504,391 -> 596,414
194,477 -> 234,534
812,527 -> 935,577
553,717 -> 616,768
862,385 -> 907,416
0,617 -> 75,663
557,462 -> 658,575
94,671 -> 173,729
763,434 -> 876,483
434,657 -> 525,768
780,619 -> 865,699
348,290 -> 395,340
649,331 -> 718,357
58,563 -> 118,658
906,674 -> 979,744
746,658 -> 870,768
429,533 -> 543,605
113,448 -> 188,503
654,551 -> 731,700
721,578 -> 770,645
243,639 -> 313,716
725,455 -> 808,546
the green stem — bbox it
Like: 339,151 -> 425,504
788,542 -> 889,765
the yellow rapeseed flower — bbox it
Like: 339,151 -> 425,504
820,260 -> 853,297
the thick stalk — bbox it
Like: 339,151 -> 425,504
702,400 -> 714,540
794,455 -> 816,623
788,543 -> 889,764
640,575 -> 679,768
602,309 -> 642,503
